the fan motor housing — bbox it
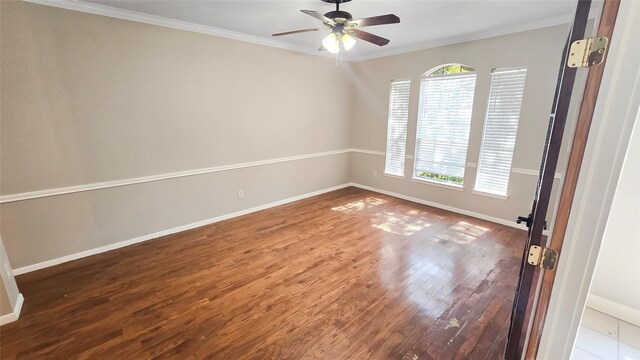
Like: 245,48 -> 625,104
324,10 -> 353,22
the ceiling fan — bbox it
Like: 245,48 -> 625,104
272,0 -> 400,54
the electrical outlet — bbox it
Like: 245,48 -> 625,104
238,189 -> 245,198
373,170 -> 378,178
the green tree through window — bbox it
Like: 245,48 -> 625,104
429,64 -> 474,75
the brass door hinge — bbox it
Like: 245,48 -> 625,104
527,245 -> 558,270
568,37 -> 609,68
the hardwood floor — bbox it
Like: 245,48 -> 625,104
0,187 -> 525,359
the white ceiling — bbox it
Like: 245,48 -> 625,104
52,0 -> 578,60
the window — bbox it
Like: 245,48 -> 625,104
414,64 -> 477,187
475,67 -> 527,197
384,79 -> 411,177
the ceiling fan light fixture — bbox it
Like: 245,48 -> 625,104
342,33 -> 356,51
322,32 -> 356,54
322,32 -> 341,54
272,0 -> 399,53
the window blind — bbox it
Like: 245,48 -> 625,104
384,79 -> 411,177
475,68 -> 527,196
414,72 -> 477,185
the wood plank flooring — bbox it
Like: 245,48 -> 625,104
0,187 -> 525,359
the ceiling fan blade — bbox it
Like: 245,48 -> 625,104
301,10 -> 336,26
350,29 -> 390,46
348,14 -> 400,28
272,28 -> 325,37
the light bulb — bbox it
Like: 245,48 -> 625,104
322,33 -> 340,54
342,34 -> 356,51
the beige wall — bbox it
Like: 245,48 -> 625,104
1,1 -> 351,194
0,1 -> 351,268
588,114 -> 640,325
2,155 -> 350,268
348,24 -> 576,224
1,1 -> 581,271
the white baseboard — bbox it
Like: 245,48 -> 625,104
0,293 -> 24,326
12,182 -> 532,275
13,183 -> 352,275
349,182 -> 531,232
587,294 -> 640,327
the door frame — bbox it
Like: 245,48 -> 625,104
524,0 -> 621,357
536,1 -> 640,358
505,0 -> 594,356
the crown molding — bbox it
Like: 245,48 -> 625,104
22,0 -> 574,62
22,0 -> 335,59
349,14 -> 573,62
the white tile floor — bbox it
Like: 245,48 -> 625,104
571,307 -> 640,360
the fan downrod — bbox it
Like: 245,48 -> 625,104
321,0 -> 353,21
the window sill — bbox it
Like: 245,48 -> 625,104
383,173 -> 405,180
472,190 -> 509,200
411,177 -> 464,191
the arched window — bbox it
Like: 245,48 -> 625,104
413,64 -> 477,187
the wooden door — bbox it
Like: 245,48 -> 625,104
504,0 -> 599,358
523,0 -> 621,358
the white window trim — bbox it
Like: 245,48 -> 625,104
383,173 -> 405,180
490,65 -> 527,73
471,189 -> 509,200
411,177 -> 464,191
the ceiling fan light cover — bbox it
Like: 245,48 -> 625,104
322,32 -> 356,54
322,33 -> 340,53
342,33 -> 356,51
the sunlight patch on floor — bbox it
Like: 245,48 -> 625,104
435,221 -> 489,245
332,197 -> 436,236
371,211 -> 431,236
331,197 -> 387,214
